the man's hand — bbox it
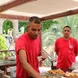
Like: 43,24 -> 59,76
37,52 -> 46,62
35,75 -> 42,78
37,51 -> 47,66
41,52 -> 46,61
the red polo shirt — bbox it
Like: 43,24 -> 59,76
55,37 -> 78,71
15,32 -> 40,78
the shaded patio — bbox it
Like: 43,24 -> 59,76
0,0 -> 78,78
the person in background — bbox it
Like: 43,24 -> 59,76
55,26 -> 78,72
8,28 -> 13,44
15,16 -> 46,78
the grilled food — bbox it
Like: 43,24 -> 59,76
48,68 -> 65,76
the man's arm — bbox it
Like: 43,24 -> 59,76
75,40 -> 78,56
19,49 -> 41,78
55,40 -> 58,55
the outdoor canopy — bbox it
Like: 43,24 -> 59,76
0,0 -> 78,20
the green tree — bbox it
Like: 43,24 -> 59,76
0,35 -> 8,50
3,20 -> 13,34
42,20 -> 58,32
18,21 -> 28,33
0,35 -> 10,59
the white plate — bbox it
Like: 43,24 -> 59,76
39,67 -> 51,73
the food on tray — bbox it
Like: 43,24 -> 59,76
48,69 -> 78,77
48,68 -> 65,76
65,72 -> 78,77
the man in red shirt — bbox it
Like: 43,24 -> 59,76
15,16 -> 46,78
55,26 -> 78,72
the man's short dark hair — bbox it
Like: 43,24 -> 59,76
29,16 -> 41,24
63,26 -> 71,30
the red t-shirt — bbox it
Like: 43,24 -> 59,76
55,37 -> 78,71
15,32 -> 41,78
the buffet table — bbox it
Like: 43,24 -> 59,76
41,72 -> 63,78
39,67 -> 64,78
0,60 -> 16,67
0,60 -> 16,75
40,67 -> 78,78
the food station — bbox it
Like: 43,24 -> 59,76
39,58 -> 78,78
0,0 -> 78,78
0,50 -> 16,78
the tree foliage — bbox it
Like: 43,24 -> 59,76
42,20 -> 58,32
2,20 -> 13,34
0,35 -> 8,50
18,21 -> 28,33
0,35 -> 10,59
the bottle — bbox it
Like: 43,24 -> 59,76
51,61 -> 57,70
51,61 -> 53,70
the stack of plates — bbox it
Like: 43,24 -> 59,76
8,56 -> 16,61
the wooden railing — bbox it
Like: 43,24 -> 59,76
0,50 -> 15,52
0,50 -> 15,57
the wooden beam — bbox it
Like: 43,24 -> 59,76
0,0 -> 36,12
1,8 -> 78,21
0,50 -> 15,52
0,14 -> 30,20
41,8 -> 78,21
